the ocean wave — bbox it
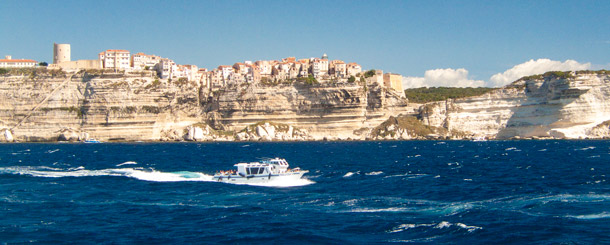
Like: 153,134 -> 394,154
347,207 -> 410,213
384,173 -> 429,179
365,171 -> 383,176
387,221 -> 482,233
116,161 -> 138,166
577,146 -> 596,151
565,212 -> 610,220
343,171 -> 359,178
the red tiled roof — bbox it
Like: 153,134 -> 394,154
104,49 -> 130,53
0,59 -> 37,63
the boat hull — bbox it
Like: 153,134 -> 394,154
213,171 -> 308,184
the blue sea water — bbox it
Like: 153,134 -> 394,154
0,140 -> 609,244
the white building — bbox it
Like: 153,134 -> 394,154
155,58 -> 176,79
98,49 -> 131,70
330,60 -> 346,78
311,58 -> 329,78
131,52 -> 161,70
171,64 -> 199,81
254,60 -> 271,76
347,63 -> 362,77
218,65 -> 234,80
0,55 -> 37,68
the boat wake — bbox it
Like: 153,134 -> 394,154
0,165 -> 314,187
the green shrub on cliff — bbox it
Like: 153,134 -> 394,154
517,70 -> 594,82
403,87 -> 495,103
347,76 -> 356,83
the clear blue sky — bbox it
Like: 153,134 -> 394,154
2,0 -> 609,83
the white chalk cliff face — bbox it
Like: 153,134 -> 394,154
0,70 -> 410,142
419,72 -> 610,139
2,70 -> 609,141
209,82 -> 409,140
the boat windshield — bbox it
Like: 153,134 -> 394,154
247,167 -> 265,175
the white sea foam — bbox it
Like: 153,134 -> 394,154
578,146 -> 596,151
343,171 -> 359,178
455,223 -> 483,232
505,147 -> 517,151
116,161 -> 138,166
387,223 -> 435,233
348,207 -> 409,213
384,173 -> 408,178
388,221 -> 482,233
365,171 -> 383,176
46,149 -> 60,154
565,212 -> 610,220
435,221 -> 451,228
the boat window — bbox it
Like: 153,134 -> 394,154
259,168 -> 265,174
246,168 -> 251,175
249,167 -> 261,175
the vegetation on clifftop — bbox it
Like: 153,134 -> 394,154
0,67 -> 66,78
403,87 -> 496,103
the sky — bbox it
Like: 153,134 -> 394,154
1,0 -> 609,88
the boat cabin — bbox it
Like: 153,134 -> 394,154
265,158 -> 289,173
233,158 -> 291,176
234,162 -> 271,176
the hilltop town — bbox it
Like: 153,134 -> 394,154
1,43 -> 405,95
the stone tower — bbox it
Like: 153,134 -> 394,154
53,43 -> 70,64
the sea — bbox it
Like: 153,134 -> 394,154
0,140 -> 609,244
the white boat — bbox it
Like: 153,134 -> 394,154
212,158 -> 308,183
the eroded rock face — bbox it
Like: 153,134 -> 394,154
0,70 -> 410,142
57,128 -> 88,142
236,122 -> 311,141
418,72 -> 610,139
0,129 -> 13,142
210,82 -> 409,140
5,69 -> 608,142
0,71 -> 203,142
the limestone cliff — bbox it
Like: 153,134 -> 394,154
4,69 -> 610,142
418,71 -> 610,139
208,81 -> 409,140
0,69 -> 410,142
